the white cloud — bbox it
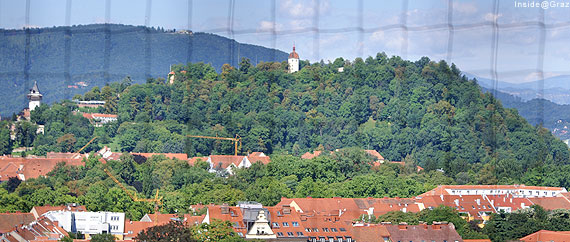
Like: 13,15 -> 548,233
524,71 -> 560,82
370,30 -> 384,41
280,0 -> 330,18
257,21 -> 283,32
483,13 -> 502,22
454,1 -> 478,14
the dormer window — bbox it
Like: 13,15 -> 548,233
272,222 -> 280,228
283,222 -> 289,227
292,222 -> 299,227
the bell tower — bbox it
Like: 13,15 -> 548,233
288,44 -> 299,73
27,81 -> 42,111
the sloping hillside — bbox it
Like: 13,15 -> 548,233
0,24 -> 288,116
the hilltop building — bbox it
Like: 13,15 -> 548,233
288,45 -> 299,73
27,81 -> 42,112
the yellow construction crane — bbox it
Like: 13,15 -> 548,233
187,134 -> 242,156
72,136 -> 97,159
103,168 -> 163,225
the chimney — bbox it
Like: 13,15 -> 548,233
282,205 -> 291,214
221,203 -> 229,214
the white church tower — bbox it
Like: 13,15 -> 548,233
288,44 -> 299,73
27,81 -> 42,111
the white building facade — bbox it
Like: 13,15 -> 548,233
44,211 -> 125,236
288,45 -> 299,73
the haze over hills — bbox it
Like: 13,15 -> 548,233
0,24 -> 288,117
465,73 -> 570,104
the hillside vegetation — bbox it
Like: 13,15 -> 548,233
3,53 -> 567,186
0,24 -> 287,116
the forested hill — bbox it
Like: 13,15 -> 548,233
0,24 -> 287,116
481,87 -> 570,140
27,53 -> 568,185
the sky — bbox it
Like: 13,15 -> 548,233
1,0 -> 570,83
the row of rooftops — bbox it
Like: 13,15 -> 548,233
3,189 -> 570,242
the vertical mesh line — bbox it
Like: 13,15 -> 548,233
145,0 -> 153,80
64,0 -> 72,99
313,0 -> 320,61
357,0 -> 363,58
446,0 -> 454,63
537,8 -> 546,127
104,0 -> 111,84
400,0 -> 408,60
227,0 -> 236,67
489,0 -> 500,155
186,0 -> 193,65
271,0 -> 277,62
24,0 -> 31,94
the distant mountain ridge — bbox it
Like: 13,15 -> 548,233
0,24 -> 288,116
465,72 -> 570,104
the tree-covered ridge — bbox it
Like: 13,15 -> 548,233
1,52 -> 569,187
75,53 -> 567,181
0,24 -> 288,116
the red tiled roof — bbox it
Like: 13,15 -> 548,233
519,230 -> 570,242
365,150 -> 384,160
207,205 -> 247,234
464,239 -> 492,242
352,224 -> 390,242
188,156 -> 208,166
416,195 -> 495,220
289,46 -> 299,59
4,216 -> 68,241
301,151 -> 322,159
0,157 -> 84,181
30,204 -> 87,219
247,155 -> 271,165
92,113 -> 118,118
528,197 -> 570,210
385,223 -> 463,242
420,185 -> 566,197
0,212 -> 35,233
209,155 -> 245,169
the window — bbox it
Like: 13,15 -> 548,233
232,222 -> 239,228
272,222 -> 280,228
320,237 -> 326,242
331,228 -> 338,232
278,211 -> 282,216
287,232 -> 294,237
306,228 -> 312,232
339,237 -> 344,242
313,228 -> 319,232
329,238 -> 334,242
323,228 -> 329,232
292,222 -> 299,227
128,231 -> 133,234
237,232 -> 243,237
283,222 -> 289,227
297,232 -> 304,236
339,228 -> 346,232
347,237 -> 352,242
277,232 -> 284,237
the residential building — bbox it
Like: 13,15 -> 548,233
30,204 -> 87,219
383,222 -> 463,242
43,211 -> 125,239
421,185 -> 567,198
0,216 -> 68,242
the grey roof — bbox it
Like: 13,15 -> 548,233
30,81 -> 40,94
